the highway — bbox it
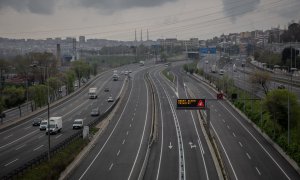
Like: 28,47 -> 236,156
143,65 -> 219,180
198,54 -> 300,99
0,65 -> 136,177
70,65 -> 151,180
171,63 -> 300,180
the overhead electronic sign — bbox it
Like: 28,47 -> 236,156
177,99 -> 206,109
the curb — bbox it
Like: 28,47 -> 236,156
191,73 -> 300,175
59,77 -> 129,180
186,86 -> 225,180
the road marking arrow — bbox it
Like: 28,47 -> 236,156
168,142 -> 173,149
189,141 -> 197,149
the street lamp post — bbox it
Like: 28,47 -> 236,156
31,64 -> 51,160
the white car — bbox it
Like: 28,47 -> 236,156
107,96 -> 114,102
73,119 -> 83,129
39,120 -> 48,130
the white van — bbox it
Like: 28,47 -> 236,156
46,117 -> 62,135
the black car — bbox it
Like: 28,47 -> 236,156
104,87 -> 109,92
32,118 -> 42,126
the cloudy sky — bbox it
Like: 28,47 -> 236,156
0,0 -> 299,41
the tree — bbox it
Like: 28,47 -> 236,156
264,89 -> 300,133
28,84 -> 48,108
249,70 -> 271,95
3,86 -> 26,108
47,77 -> 62,100
71,60 -> 90,87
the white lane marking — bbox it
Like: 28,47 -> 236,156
0,130 -> 38,149
255,167 -> 261,175
24,126 -> 31,130
55,134 -> 63,139
38,134 -> 44,139
5,159 -> 18,167
214,109 -> 217,112
183,84 -> 209,179
227,125 -> 231,129
122,139 -> 126,145
239,142 -> 243,148
129,124 -> 131,128
15,144 -> 26,150
132,117 -> 134,121
233,132 -> 236,137
3,134 -> 13,139
222,119 -> 225,123
126,131 -> 129,135
157,73 -> 186,180
109,163 -> 114,171
117,150 -> 120,156
211,124 -> 238,180
246,153 -> 251,160
150,72 -> 164,180
133,112 -> 135,116
128,76 -> 150,180
219,114 -> 221,117
33,145 -> 44,151
218,102 -> 291,179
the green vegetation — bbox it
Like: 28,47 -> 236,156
184,63 -> 300,166
162,69 -> 174,82
21,138 -> 89,180
87,55 -> 137,68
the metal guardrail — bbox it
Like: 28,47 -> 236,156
1,87 -> 122,180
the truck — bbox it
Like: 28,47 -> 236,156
139,61 -> 145,66
88,87 -> 97,99
46,117 -> 62,135
113,73 -> 119,81
211,65 -> 217,73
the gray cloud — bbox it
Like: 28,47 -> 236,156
0,0 -> 56,14
76,0 -> 178,11
222,0 -> 260,22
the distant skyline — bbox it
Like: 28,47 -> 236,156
0,0 -> 299,41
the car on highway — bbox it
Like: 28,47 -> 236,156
39,120 -> 48,130
124,71 -> 128,75
107,96 -> 114,102
32,117 -> 42,126
90,108 -> 100,116
104,87 -> 109,92
73,119 -> 84,129
129,70 -> 132,73
219,69 -> 225,75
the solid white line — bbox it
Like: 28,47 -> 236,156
255,167 -> 261,175
184,85 -> 209,179
246,153 -> 251,160
218,102 -> 291,180
109,163 -> 114,171
150,72 -> 164,180
55,134 -> 63,139
117,150 -> 120,156
0,129 -> 38,149
33,145 -> 44,151
233,132 -> 236,137
158,72 -> 186,180
122,139 -> 126,145
127,75 -> 149,180
24,126 -> 31,130
239,142 -> 243,148
211,124 -> 238,180
15,144 -> 26,150
4,134 -> 13,139
5,158 -> 18,167
79,80 -> 134,180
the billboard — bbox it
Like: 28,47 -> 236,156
199,47 -> 217,54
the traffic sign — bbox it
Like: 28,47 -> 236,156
177,99 -> 206,109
